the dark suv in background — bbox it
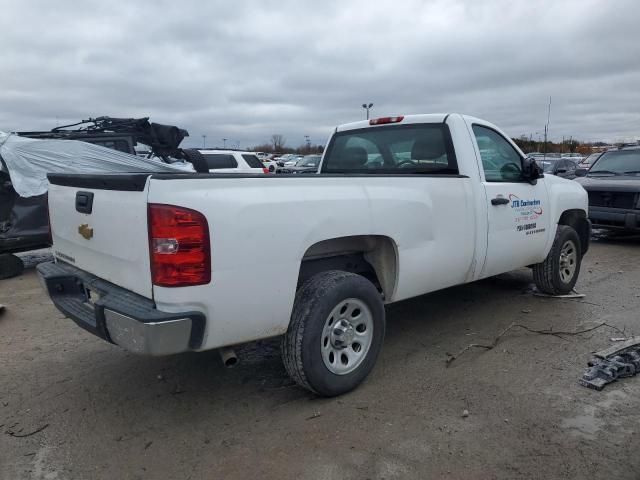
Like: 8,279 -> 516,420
576,145 -> 640,232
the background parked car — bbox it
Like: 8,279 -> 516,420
282,155 -> 303,167
276,154 -> 295,166
196,149 -> 269,174
277,154 -> 322,174
262,157 -> 278,172
540,158 -> 579,179
561,153 -> 584,163
580,152 -> 604,169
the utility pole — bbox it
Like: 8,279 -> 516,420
361,103 -> 373,120
202,135 -> 207,149
543,96 -> 551,160
304,135 -> 311,152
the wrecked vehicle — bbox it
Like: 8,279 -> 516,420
0,117 -> 199,279
38,113 -> 590,396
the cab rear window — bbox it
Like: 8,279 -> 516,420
322,124 -> 458,174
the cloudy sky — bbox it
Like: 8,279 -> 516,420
1,0 -> 639,148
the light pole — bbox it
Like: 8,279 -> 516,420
304,135 -> 310,152
362,103 -> 373,120
543,96 -> 551,160
223,138 -> 228,149
202,135 -> 207,149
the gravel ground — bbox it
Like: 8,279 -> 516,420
1,234 -> 639,480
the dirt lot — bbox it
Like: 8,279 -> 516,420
1,235 -> 639,480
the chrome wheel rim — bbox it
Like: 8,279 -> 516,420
321,298 -> 373,375
559,240 -> 577,283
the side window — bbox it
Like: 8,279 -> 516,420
202,154 -> 238,169
241,154 -> 264,168
472,125 -> 523,182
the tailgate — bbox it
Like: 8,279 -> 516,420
48,174 -> 153,298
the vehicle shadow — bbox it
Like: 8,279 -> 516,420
33,269 -> 536,407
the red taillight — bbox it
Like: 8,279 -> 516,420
148,204 -> 211,287
369,116 -> 404,125
262,167 -> 270,174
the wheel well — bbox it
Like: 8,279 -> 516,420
558,209 -> 590,255
298,235 -> 398,300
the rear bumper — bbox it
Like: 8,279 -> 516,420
589,207 -> 640,231
36,261 -> 205,355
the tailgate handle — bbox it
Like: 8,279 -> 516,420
76,191 -> 94,214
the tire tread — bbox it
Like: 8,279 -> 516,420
533,225 -> 580,295
282,270 -> 372,395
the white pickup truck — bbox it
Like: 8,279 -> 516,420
38,114 -> 590,396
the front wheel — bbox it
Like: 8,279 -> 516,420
533,225 -> 582,295
282,271 -> 385,396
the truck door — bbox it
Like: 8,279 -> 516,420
470,124 -> 551,278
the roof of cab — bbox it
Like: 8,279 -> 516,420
336,113 -> 450,132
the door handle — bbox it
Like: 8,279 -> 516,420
491,197 -> 510,206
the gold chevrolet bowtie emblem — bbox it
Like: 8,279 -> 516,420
78,224 -> 94,240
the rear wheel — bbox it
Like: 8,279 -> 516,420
282,270 -> 385,396
0,253 -> 24,280
533,225 -> 582,295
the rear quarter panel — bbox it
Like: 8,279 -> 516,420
148,175 -> 475,349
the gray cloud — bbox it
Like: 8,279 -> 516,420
1,0 -> 639,148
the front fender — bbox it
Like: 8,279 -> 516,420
542,175 -> 589,252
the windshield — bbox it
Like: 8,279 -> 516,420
590,150 -> 640,174
582,153 -> 601,164
297,156 -> 320,167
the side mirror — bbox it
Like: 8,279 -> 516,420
575,168 -> 588,177
522,157 -> 543,185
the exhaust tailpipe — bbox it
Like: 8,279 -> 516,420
219,347 -> 238,368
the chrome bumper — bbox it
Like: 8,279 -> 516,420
104,310 -> 193,355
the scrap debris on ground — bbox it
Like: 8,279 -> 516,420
580,337 -> 640,391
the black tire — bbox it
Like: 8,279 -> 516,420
181,149 -> 209,173
0,253 -> 25,280
282,270 -> 385,396
533,225 -> 582,295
